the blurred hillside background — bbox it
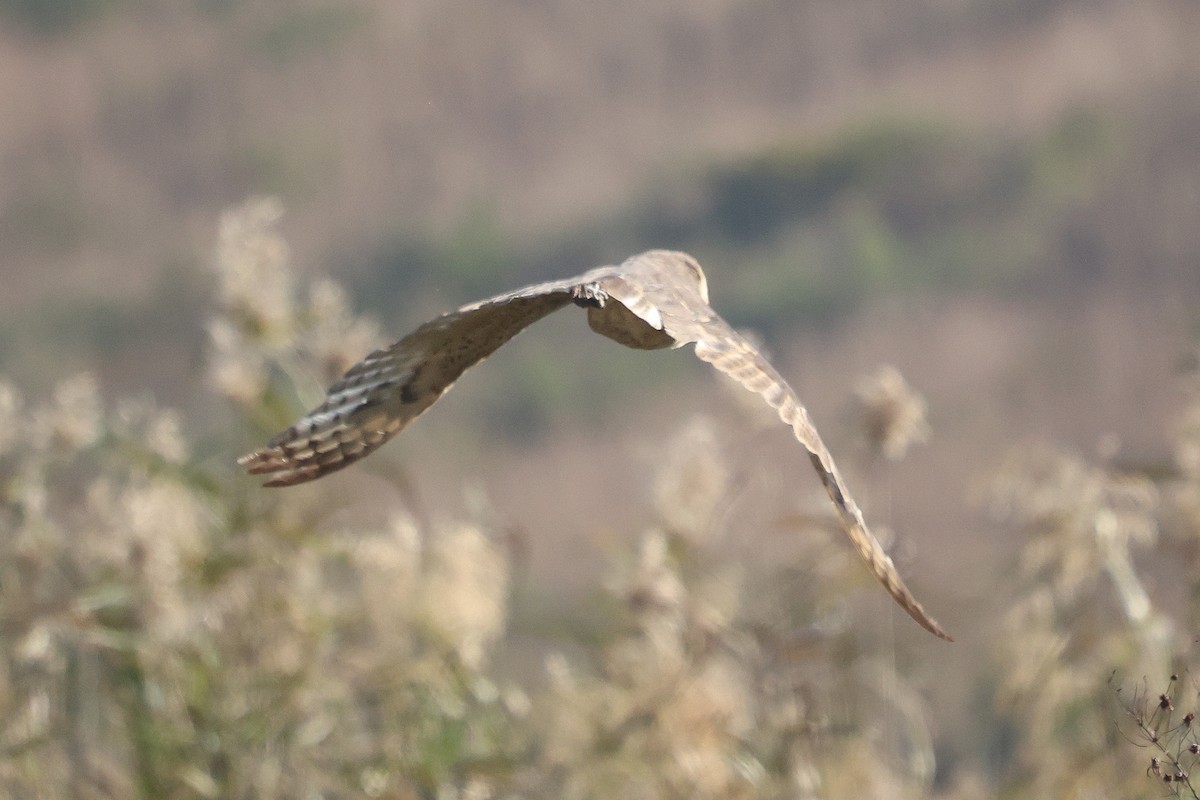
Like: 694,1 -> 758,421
3,0 -> 1200,797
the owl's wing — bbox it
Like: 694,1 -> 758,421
599,259 -> 952,641
238,270 -> 616,487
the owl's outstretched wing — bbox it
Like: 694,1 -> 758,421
238,270 -> 615,487
599,254 -> 952,641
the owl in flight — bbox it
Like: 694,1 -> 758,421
240,250 -> 951,640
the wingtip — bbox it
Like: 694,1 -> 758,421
927,621 -> 955,643
237,449 -> 281,475
907,604 -> 953,642
237,441 -> 356,487
236,447 -> 295,486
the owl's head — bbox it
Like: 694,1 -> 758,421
644,249 -> 708,304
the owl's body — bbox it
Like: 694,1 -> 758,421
239,250 -> 951,640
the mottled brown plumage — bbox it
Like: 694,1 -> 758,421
239,250 -> 951,640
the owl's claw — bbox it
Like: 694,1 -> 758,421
572,283 -> 607,308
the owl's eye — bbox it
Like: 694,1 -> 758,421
682,256 -> 709,302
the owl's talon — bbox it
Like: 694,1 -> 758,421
572,283 -> 606,308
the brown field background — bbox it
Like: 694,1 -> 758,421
3,0 -> 1200,797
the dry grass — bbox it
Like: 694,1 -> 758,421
2,197 -> 1200,798
0,200 -> 920,798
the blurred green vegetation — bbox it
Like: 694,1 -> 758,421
0,103 -> 1152,441
635,112 -> 1117,320
365,111 -> 1112,314
0,262 -> 209,400
0,186 -> 92,254
246,4 -> 370,62
227,132 -> 335,199
0,0 -> 117,34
